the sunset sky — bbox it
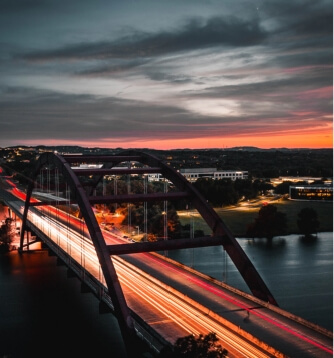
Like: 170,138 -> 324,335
0,0 -> 332,150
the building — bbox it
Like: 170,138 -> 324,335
271,176 -> 327,186
148,168 -> 248,183
289,185 -> 333,201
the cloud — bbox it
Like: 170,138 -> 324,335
0,84 -> 331,146
22,16 -> 267,62
187,65 -> 332,100
75,59 -> 150,77
0,0 -> 331,149
0,0 -> 45,12
262,0 -> 331,35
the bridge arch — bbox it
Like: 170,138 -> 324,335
19,151 -> 135,352
19,150 -> 278,352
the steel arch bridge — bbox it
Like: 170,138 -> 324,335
19,150 -> 278,353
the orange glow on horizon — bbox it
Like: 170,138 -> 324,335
13,129 -> 333,150
136,133 -> 333,150
107,128 -> 333,149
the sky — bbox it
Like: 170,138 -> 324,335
0,0 -> 332,150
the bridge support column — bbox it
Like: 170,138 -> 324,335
26,231 -> 31,250
18,230 -> 33,252
23,230 -> 31,251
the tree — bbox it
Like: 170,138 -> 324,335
246,204 -> 287,240
297,208 -> 320,239
159,332 -> 228,358
274,181 -> 294,195
194,178 -> 239,207
0,217 -> 15,252
252,179 -> 274,196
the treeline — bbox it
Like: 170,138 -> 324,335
102,177 -> 273,218
1,147 -> 333,185
192,177 -> 327,207
154,148 -> 333,178
193,178 -> 272,207
101,177 -> 323,240
245,204 -> 320,241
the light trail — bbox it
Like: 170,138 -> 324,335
114,257 -> 272,358
2,178 -> 332,357
144,253 -> 333,355
9,194 -> 273,356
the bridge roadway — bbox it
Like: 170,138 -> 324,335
0,185 -> 333,358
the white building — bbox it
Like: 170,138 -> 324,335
148,168 -> 248,183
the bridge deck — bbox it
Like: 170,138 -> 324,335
1,181 -> 332,358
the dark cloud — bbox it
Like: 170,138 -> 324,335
145,72 -> 192,84
76,59 -> 149,77
261,0 -> 332,48
0,0 -> 331,148
189,66 -> 332,100
262,0 -> 331,34
0,86 -> 201,141
22,16 -> 267,62
0,0 -> 45,12
0,83 -> 330,145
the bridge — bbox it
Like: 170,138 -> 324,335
0,151 -> 332,358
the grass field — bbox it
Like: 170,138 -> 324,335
178,199 -> 333,237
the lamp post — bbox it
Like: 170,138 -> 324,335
162,211 -> 168,256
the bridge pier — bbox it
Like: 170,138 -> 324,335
7,207 -> 12,219
18,230 -> 33,252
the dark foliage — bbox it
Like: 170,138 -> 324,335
193,177 -> 267,207
159,332 -> 228,358
246,204 -> 287,240
297,207 -> 320,238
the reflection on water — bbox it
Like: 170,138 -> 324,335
0,251 -> 127,358
169,232 -> 333,331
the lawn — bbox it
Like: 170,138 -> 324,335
178,199 -> 333,237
